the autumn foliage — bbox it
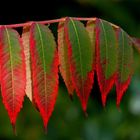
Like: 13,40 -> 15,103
0,17 -> 137,132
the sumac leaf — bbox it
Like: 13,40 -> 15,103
116,29 -> 133,106
0,27 -> 26,129
22,26 -> 33,101
30,23 -> 59,129
64,18 -> 94,112
95,19 -> 117,106
58,21 -> 74,98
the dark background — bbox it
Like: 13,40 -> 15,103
1,0 -> 140,140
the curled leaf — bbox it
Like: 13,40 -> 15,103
22,26 -> 33,101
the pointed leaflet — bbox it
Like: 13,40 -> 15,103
30,23 -> 59,128
0,27 -> 26,126
22,26 -> 39,111
95,19 -> 117,106
58,21 -> 74,97
64,18 -> 94,112
22,26 -> 33,101
116,29 -> 133,106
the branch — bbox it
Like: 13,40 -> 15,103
1,16 -> 139,53
0,17 -> 96,28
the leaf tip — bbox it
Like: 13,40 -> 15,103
101,94 -> 107,107
42,115 -> 49,134
84,111 -> 88,118
69,94 -> 73,101
43,125 -> 48,135
116,77 -> 131,108
116,93 -> 123,108
12,123 -> 17,136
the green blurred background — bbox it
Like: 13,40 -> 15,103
1,0 -> 140,139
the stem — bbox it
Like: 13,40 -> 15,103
72,17 -> 96,21
0,17 -> 96,28
1,16 -> 139,53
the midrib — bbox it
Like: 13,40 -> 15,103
70,19 -> 84,94
100,21 -> 108,80
36,24 -> 47,107
6,28 -> 15,112
120,30 -> 125,82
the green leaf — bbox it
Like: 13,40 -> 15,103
116,28 -> 133,106
64,18 -> 94,112
95,18 -> 118,106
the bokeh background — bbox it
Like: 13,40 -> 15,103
1,0 -> 140,139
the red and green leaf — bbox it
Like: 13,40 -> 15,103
0,27 -> 26,128
64,18 -> 94,112
30,23 -> 59,129
58,21 -> 74,97
95,19 -> 118,106
116,29 -> 133,106
0,17 -> 136,133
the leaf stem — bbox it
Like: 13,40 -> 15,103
0,17 -> 96,28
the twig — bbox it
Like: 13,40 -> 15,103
0,17 -> 96,28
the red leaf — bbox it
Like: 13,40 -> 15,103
58,21 -> 74,98
30,23 -> 59,128
116,77 -> 131,107
0,27 -> 26,128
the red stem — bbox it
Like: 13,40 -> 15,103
0,17 -> 95,28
